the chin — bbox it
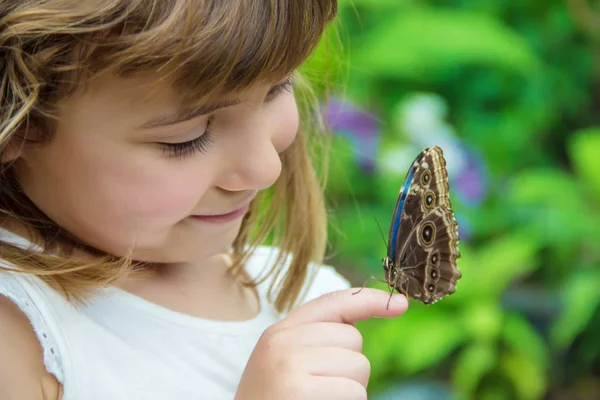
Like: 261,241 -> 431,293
158,230 -> 241,263
117,219 -> 243,263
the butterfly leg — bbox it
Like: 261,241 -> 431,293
396,275 -> 408,304
385,274 -> 409,310
352,275 -> 390,295
399,275 -> 409,296
385,284 -> 395,310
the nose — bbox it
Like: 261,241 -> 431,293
216,131 -> 283,192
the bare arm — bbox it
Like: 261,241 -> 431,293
0,295 -> 62,400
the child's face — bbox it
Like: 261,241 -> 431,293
14,72 -> 298,262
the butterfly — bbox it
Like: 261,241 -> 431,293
381,146 -> 462,306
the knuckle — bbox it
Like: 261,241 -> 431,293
273,351 -> 296,374
357,352 -> 371,376
259,328 -> 295,369
322,289 -> 342,304
266,336 -> 303,374
346,381 -> 368,400
346,325 -> 364,350
261,324 -> 281,342
280,373 -> 306,398
262,325 -> 290,352
361,287 -> 380,304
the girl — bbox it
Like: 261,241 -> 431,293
0,1 -> 408,399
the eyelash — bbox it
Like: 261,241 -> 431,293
160,77 -> 293,159
268,77 -> 294,97
160,121 -> 215,159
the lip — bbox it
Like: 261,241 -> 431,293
191,192 -> 256,224
191,204 -> 250,223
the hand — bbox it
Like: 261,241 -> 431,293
234,288 -> 409,400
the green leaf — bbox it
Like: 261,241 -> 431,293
339,0 -> 415,8
502,312 -> 549,368
577,318 -> 600,369
439,244 -> 478,303
359,318 -> 398,383
500,350 -> 547,400
394,309 -> 467,374
480,388 -> 514,400
352,8 -> 540,82
460,302 -> 503,342
325,136 -> 363,197
361,307 -> 468,375
452,341 -> 497,396
509,168 -> 600,247
510,168 -> 583,208
454,231 -> 538,300
551,267 -> 600,349
329,204 -> 393,273
479,232 -> 538,296
568,128 -> 600,203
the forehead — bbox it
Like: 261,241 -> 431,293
76,0 -> 334,103
55,73 -> 177,125
64,72 -> 269,117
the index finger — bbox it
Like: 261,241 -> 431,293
281,288 -> 408,328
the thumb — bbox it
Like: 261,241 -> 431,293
280,288 -> 408,328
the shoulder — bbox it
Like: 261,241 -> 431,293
0,293 -> 62,400
0,268 -> 67,399
246,245 -> 351,304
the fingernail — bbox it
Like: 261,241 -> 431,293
393,294 -> 408,305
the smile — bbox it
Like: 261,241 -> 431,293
190,203 -> 252,224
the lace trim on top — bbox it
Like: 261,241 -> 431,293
0,273 -> 64,384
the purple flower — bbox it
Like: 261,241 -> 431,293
452,146 -> 488,207
455,214 -> 472,242
323,98 -> 380,172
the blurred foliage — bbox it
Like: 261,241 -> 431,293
300,0 -> 600,399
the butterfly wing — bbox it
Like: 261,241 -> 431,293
386,150 -> 427,261
395,206 -> 461,304
388,146 -> 461,304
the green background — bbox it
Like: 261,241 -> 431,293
300,1 -> 600,399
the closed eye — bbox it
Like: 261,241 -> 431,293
157,77 -> 292,159
266,77 -> 293,100
159,120 -> 214,159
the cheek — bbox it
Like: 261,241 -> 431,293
36,136 -> 210,225
271,96 -> 299,153
113,161 -> 212,221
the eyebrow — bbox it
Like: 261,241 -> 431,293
139,99 -> 242,129
139,79 -> 293,129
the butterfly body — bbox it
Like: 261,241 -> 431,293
384,146 -> 461,304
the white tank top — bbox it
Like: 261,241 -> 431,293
0,229 -> 350,399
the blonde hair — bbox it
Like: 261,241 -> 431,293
0,0 -> 337,313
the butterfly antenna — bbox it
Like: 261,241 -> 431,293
374,217 -> 389,253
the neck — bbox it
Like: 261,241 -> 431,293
114,253 -> 261,322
